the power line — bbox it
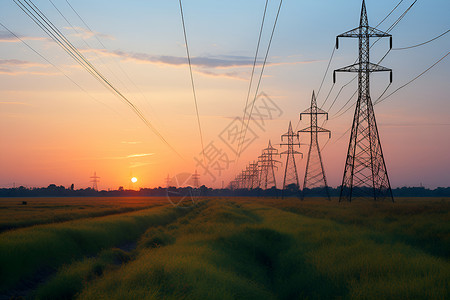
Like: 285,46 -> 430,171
393,29 -> 449,50
0,21 -> 91,102
319,82 -> 335,110
64,0 -> 165,129
237,0 -> 269,161
325,50 -> 448,153
330,89 -> 357,120
375,0 -> 404,28
48,0 -> 132,96
0,19 -> 127,121
375,51 -> 449,105
13,0 -> 182,158
178,0 -> 205,164
317,46 -> 336,98
238,0 -> 283,158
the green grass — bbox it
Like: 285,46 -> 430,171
0,197 -> 167,232
0,203 -> 188,293
267,197 -> 450,258
1,197 -> 448,299
34,248 -> 131,300
76,199 -> 449,299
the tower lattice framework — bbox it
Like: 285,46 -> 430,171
192,170 -> 200,188
247,161 -> 260,189
258,140 -> 280,190
90,171 -> 100,191
299,91 -> 331,199
334,0 -> 394,202
280,121 -> 302,196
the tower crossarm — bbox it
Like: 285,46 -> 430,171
299,127 -> 331,138
281,149 -> 302,156
335,62 -> 391,73
334,62 -> 392,83
336,26 -> 391,39
300,107 -> 328,117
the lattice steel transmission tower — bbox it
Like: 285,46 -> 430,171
90,171 -> 100,191
248,161 -> 260,189
299,91 -> 331,199
192,170 -> 200,188
165,174 -> 171,188
258,140 -> 281,189
280,121 -> 302,196
334,0 -> 394,202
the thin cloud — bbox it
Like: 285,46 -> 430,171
129,161 -> 155,168
0,31 -> 48,43
80,48 -> 320,81
94,49 -> 319,68
0,59 -> 46,68
195,69 -> 248,81
121,141 -> 143,144
83,49 -> 264,69
63,26 -> 115,40
126,153 -> 154,158
99,153 -> 155,160
0,59 -> 56,76
0,70 -> 58,76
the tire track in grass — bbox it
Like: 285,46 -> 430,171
29,201 -> 210,300
0,203 -> 203,298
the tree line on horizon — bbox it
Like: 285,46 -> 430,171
0,184 -> 449,198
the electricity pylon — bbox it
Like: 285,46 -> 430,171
299,91 -> 331,200
90,171 -> 100,191
280,121 -> 302,197
165,174 -> 171,188
191,169 -> 201,200
245,161 -> 260,189
258,140 -> 281,190
192,170 -> 200,188
334,0 -> 394,202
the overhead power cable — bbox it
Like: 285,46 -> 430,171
178,0 -> 205,164
0,20 -> 123,117
326,51 -> 448,152
13,0 -> 182,158
63,0 -> 163,127
48,0 -> 131,95
375,51 -> 449,105
237,0 -> 269,161
317,46 -> 336,99
393,29 -> 449,50
238,0 -> 283,158
375,0 -> 404,28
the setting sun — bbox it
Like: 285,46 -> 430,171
131,177 -> 137,183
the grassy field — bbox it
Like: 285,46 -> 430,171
0,197 -> 167,232
0,197 -> 448,299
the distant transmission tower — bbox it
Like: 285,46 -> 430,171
280,121 -> 302,197
299,91 -> 331,200
165,174 -> 171,188
90,171 -> 100,191
192,170 -> 200,188
248,161 -> 260,189
258,140 -> 281,189
191,170 -> 201,200
334,0 -> 394,202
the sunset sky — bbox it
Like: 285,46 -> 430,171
0,0 -> 449,190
